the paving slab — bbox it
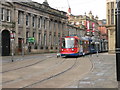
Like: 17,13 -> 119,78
67,53 -> 118,88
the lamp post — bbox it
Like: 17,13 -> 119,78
116,0 -> 120,81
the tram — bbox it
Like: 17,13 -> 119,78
59,35 -> 100,57
60,36 -> 90,57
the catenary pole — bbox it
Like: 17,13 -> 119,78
116,0 -> 120,81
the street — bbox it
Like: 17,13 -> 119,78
1,53 -> 118,88
1,53 -> 92,88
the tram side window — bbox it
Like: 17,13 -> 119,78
62,39 -> 65,48
75,39 -> 78,48
80,40 -> 83,45
91,44 -> 96,49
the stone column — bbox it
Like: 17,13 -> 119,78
36,16 -> 39,46
46,19 -> 50,49
41,17 -> 45,49
23,11 -> 27,54
51,20 -> 54,48
23,12 -> 26,44
53,22 -> 56,49
56,22 -> 59,49
14,9 -> 19,53
60,23 -> 63,38
30,14 -> 33,37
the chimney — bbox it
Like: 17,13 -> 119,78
43,0 -> 49,6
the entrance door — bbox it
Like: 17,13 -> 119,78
2,30 -> 10,56
18,38 -> 22,53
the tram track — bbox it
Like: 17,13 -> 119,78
1,55 -> 55,73
19,58 -> 77,88
30,57 -> 92,88
2,57 -> 66,86
2,58 -> 77,88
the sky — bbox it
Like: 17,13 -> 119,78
32,0 -> 106,20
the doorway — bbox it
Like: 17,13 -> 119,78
2,30 -> 10,56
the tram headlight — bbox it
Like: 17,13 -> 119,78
61,49 -> 64,51
71,49 -> 74,51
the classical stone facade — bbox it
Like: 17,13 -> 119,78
106,0 -> 116,53
0,1 -> 85,56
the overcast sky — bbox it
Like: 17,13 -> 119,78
32,0 -> 106,20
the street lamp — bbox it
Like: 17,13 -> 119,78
116,0 -> 120,81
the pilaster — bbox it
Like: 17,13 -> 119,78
23,11 -> 26,44
14,9 -> 18,48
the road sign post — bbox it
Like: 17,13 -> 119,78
28,37 -> 35,53
11,31 -> 15,62
95,41 -> 99,57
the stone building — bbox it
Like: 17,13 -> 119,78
106,0 -> 116,53
0,1 -> 70,56
0,1 -> 85,56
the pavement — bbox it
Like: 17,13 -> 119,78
1,53 -> 120,88
1,53 -> 57,63
67,53 -> 119,88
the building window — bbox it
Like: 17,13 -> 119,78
111,9 -> 114,14
54,34 -> 56,45
111,2 -> 114,8
43,19 -> 46,29
108,15 -> 110,25
49,34 -> 52,46
6,9 -> 10,22
38,33 -> 41,45
49,21 -> 51,30
32,16 -> 35,27
44,34 -> 47,46
108,10 -> 110,15
33,32 -> 35,37
111,14 -> 114,24
18,11 -> 23,25
26,14 -> 29,26
18,12 -> 20,24
1,8 -> 5,21
111,9 -> 114,25
107,3 -> 109,9
38,18 -> 40,28
26,31 -> 29,44
38,17 -> 42,28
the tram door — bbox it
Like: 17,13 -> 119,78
2,30 -> 10,56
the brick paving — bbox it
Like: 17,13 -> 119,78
67,53 -> 119,88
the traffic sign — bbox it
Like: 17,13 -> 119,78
28,37 -> 35,43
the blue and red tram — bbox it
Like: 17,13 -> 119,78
59,35 -> 98,57
60,36 -> 90,57
60,36 -> 81,56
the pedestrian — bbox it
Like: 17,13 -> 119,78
28,45 -> 31,52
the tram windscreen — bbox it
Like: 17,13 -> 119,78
62,38 -> 75,48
